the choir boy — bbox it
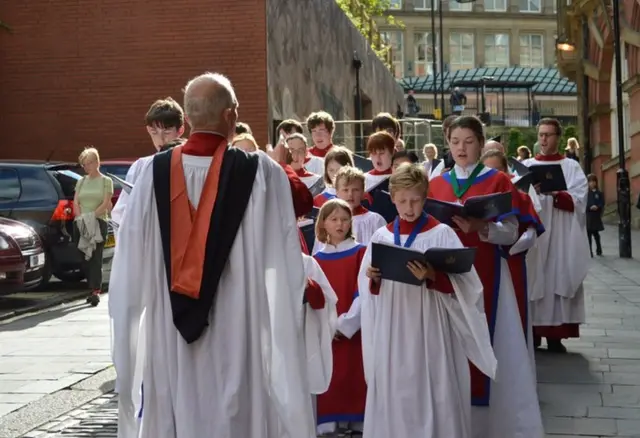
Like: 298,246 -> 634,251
358,163 -> 496,438
313,146 -> 354,208
391,150 -> 419,171
364,131 -> 395,190
335,166 -> 386,246
371,112 -> 401,141
428,116 -> 543,437
523,118 -> 589,353
307,111 -> 336,158
313,199 -> 367,436
110,72 -> 316,438
286,133 -> 322,189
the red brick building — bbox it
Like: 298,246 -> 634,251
0,0 -> 402,162
557,0 -> 640,223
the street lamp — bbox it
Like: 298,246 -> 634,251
555,36 -> 576,52
612,0 -> 632,258
430,0 -> 477,120
352,51 -> 363,153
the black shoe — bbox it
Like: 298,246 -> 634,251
597,250 -> 603,256
547,339 -> 567,353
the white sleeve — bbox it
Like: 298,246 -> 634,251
509,227 -> 537,255
478,215 -> 519,246
336,297 -> 361,339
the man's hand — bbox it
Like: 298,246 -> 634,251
366,266 -> 381,283
452,216 -> 486,234
590,205 -> 598,211
407,260 -> 435,282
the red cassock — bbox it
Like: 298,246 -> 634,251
503,190 -> 545,343
314,243 -> 367,425
309,144 -> 334,158
428,168 -> 524,407
279,162 -> 314,254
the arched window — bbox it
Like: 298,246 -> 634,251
610,45 -> 630,157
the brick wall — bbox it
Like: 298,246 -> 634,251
0,0 -> 268,161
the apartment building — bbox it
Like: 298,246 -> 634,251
376,0 -> 577,122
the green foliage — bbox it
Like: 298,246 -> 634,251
507,129 -> 524,157
560,125 -> 577,150
336,0 -> 402,63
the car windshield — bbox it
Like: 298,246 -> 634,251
49,169 -> 82,199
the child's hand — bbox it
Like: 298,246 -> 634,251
533,183 -> 542,195
366,266 -> 381,283
407,261 -> 435,282
452,216 -> 486,234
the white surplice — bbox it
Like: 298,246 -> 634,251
523,156 -> 589,326
301,254 -> 338,394
305,155 -> 324,176
353,210 -> 387,246
364,173 -> 390,192
109,151 -> 316,438
356,223 -> 497,438
110,156 -> 151,227
299,173 -> 322,190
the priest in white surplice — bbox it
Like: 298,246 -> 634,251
524,118 -> 589,353
110,72 -> 316,438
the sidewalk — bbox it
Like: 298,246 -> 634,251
5,225 -> 640,437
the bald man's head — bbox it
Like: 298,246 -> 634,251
483,140 -> 504,154
184,72 -> 238,137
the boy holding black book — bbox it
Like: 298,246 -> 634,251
357,163 -> 496,438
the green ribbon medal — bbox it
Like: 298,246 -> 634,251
450,163 -> 485,199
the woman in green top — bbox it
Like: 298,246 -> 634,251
74,147 -> 114,304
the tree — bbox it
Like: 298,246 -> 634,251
507,128 -> 524,158
560,125 -> 577,150
336,0 -> 401,64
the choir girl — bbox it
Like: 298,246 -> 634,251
313,199 -> 367,436
428,116 -> 544,438
286,133 -> 322,189
313,146 -> 354,208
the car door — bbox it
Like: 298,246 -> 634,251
0,167 -> 21,218
13,167 -> 59,236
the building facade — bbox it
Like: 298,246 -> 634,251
0,0 -> 402,161
377,0 -> 576,122
557,0 -> 640,225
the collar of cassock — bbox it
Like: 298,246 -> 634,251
535,153 -> 564,161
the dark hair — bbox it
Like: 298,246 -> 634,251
371,112 -> 401,139
392,150 -> 419,164
442,115 -> 459,137
235,122 -> 252,135
587,173 -> 599,186
323,146 -> 354,185
277,119 -> 304,135
447,116 -> 485,144
145,97 -> 184,129
306,111 -> 335,132
537,118 -> 562,136
367,131 -> 396,155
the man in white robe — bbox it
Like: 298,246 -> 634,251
110,72 -> 316,438
524,117 -> 589,353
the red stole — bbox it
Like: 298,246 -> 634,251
367,168 -> 392,176
294,167 -> 314,178
534,153 -> 564,161
309,144 -> 333,158
170,133 -> 227,299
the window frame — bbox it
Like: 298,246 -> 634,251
414,31 -> 441,76
449,31 -> 476,71
381,30 -> 405,79
484,33 -> 510,68
519,0 -> 542,13
0,168 -> 22,201
484,0 -> 507,12
519,33 -> 545,68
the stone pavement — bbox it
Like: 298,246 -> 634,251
7,225 -> 640,437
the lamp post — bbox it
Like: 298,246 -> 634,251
612,0 -> 632,258
429,0 -> 477,120
352,51 -> 363,153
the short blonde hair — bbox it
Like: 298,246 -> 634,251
423,143 -> 438,158
78,147 -> 100,165
232,133 -> 264,152
389,163 -> 429,197
334,166 -> 365,191
315,199 -> 353,244
566,137 -> 580,150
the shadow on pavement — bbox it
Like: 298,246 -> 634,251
0,301 -> 95,331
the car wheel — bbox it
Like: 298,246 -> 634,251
54,270 -> 86,283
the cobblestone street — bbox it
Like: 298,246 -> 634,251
4,226 -> 640,437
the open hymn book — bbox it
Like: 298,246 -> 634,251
371,243 -> 477,286
424,192 -> 512,227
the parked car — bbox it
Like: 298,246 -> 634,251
0,161 -> 115,288
98,159 -> 135,206
0,217 -> 46,294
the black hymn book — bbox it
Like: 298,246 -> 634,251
424,192 -> 512,227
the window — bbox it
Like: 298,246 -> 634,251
381,31 -> 404,78
0,169 -> 21,201
449,32 -> 475,71
485,34 -> 509,67
485,0 -> 507,11
414,32 -> 440,76
519,34 -> 544,67
389,0 -> 402,9
449,1 -> 473,11
520,0 -> 541,12
611,45 -> 631,157
414,0 -> 437,10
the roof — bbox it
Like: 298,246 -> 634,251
399,67 -> 577,95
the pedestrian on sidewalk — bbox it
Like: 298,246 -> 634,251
73,147 -> 113,306
586,173 -> 604,257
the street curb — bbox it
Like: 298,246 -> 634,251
0,291 -> 90,322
